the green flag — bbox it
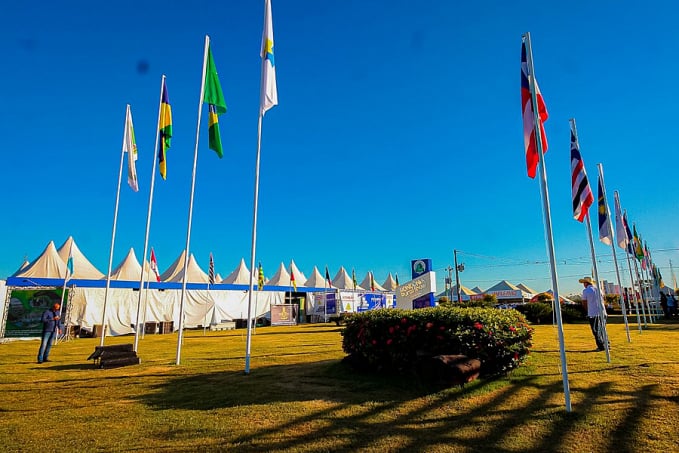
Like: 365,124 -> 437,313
203,43 -> 227,158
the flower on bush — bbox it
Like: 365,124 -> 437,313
341,307 -> 533,376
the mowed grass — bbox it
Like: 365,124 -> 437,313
1,318 -> 678,452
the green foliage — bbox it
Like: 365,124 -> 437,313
515,302 -> 587,324
482,294 -> 498,304
515,302 -> 553,324
535,293 -> 552,304
458,298 -> 495,308
437,296 -> 452,307
341,307 -> 533,376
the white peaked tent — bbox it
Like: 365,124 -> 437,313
266,262 -> 291,286
13,241 -> 67,279
516,283 -> 538,296
486,280 -> 521,292
109,248 -> 152,281
160,252 -> 209,283
382,273 -> 398,291
221,258 -> 253,284
289,260 -> 307,287
360,272 -> 385,291
14,260 -> 30,275
305,266 -> 331,288
56,237 -> 104,279
215,273 -> 223,282
332,266 -> 358,290
471,286 -> 484,294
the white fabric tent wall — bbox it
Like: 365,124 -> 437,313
66,287 -> 284,336
109,248 -> 153,281
221,258 -> 254,284
332,267 -> 359,290
305,266 -> 330,288
266,262 -> 291,286
359,272 -> 385,291
289,260 -> 307,286
382,273 -> 398,291
0,280 -> 7,335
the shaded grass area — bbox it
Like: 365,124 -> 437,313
1,320 -> 678,452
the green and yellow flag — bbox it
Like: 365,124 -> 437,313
203,42 -> 227,158
158,79 -> 172,179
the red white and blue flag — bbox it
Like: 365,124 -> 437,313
570,125 -> 593,222
521,38 -> 549,178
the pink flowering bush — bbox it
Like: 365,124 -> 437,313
341,307 -> 533,376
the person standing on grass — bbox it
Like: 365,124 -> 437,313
579,277 -> 607,351
37,303 -> 63,364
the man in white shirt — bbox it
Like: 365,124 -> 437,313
579,276 -> 607,351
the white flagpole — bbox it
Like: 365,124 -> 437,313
594,163 -> 625,347
583,213 -> 611,362
55,243 -> 73,344
245,111 -> 264,375
612,191 -> 632,341
624,249 -> 643,331
100,106 -> 130,347
631,250 -> 649,326
134,75 -> 165,353
523,32 -> 571,412
176,35 -> 210,365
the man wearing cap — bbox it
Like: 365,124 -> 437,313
37,303 -> 63,364
579,276 -> 607,351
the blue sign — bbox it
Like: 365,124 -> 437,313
412,293 -> 435,309
411,259 -> 432,279
357,293 -> 386,312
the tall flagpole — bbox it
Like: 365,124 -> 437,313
523,32 -> 571,412
245,112 -> 264,375
610,190 -> 631,342
133,75 -> 165,353
583,213 -> 611,362
176,35 -> 210,365
100,106 -> 130,347
624,250 -> 643,331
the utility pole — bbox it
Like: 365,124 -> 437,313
444,266 -> 453,301
454,249 -> 463,303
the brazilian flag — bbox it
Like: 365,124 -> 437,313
203,43 -> 227,158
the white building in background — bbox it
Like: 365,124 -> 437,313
602,280 -> 621,295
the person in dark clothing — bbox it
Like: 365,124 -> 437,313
659,292 -> 669,319
37,303 -> 63,364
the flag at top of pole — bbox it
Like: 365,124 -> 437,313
123,105 -> 139,192
208,253 -> 215,286
260,0 -> 278,115
597,172 -> 613,246
520,37 -> 548,179
204,40 -> 227,158
150,248 -> 161,282
258,262 -> 265,290
613,192 -> 629,251
66,246 -> 74,278
158,80 -> 172,179
290,265 -> 297,291
569,121 -> 593,222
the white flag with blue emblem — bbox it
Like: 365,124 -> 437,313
260,0 -> 278,115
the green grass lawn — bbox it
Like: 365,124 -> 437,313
1,318 -> 678,452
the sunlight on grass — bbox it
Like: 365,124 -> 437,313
1,318 -> 677,452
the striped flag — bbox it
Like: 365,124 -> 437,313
352,268 -> 357,290
208,253 -> 215,285
260,0 -> 278,115
123,105 -> 139,192
395,273 -> 400,286
204,41 -> 227,158
570,125 -> 593,222
158,80 -> 172,179
150,248 -> 161,282
633,225 -> 644,261
623,211 -> 634,255
258,262 -> 265,290
66,246 -> 74,278
521,38 -> 548,179
370,271 -> 376,291
597,175 -> 613,245
290,264 -> 297,291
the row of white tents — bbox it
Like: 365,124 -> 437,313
11,237 -> 399,291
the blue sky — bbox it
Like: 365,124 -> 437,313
1,1 -> 677,296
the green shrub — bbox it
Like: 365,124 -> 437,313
458,299 -> 495,308
341,307 -> 533,377
515,302 -> 587,324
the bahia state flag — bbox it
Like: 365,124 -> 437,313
258,262 -> 265,290
570,125 -> 593,222
520,37 -> 548,179
203,40 -> 227,158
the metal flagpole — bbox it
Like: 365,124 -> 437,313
454,250 -> 462,303
523,32 -> 571,412
624,250 -> 643,331
55,244 -> 72,345
642,260 -> 656,322
632,253 -> 648,326
670,259 -> 677,291
584,212 -> 611,362
176,35 -> 210,365
244,110 -> 264,375
134,75 -> 165,353
611,191 -> 631,341
100,106 -> 130,347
